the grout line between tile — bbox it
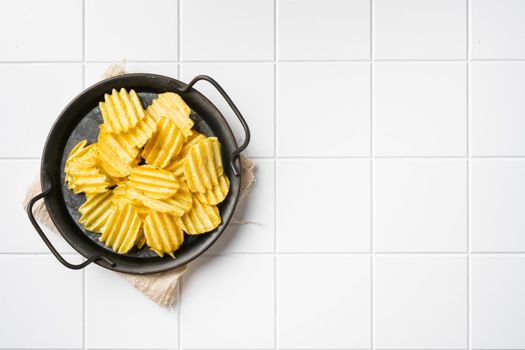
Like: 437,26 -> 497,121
467,0 -> 471,348
2,58 -> 525,64
177,0 -> 181,64
273,0 -> 278,348
0,252 -> 81,255
178,276 -> 182,350
370,0 -> 375,347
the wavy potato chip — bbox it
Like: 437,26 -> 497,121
79,191 -> 114,232
195,174 -> 230,205
66,139 -> 88,161
144,211 -> 184,257
115,112 -> 157,148
128,165 -> 179,199
99,88 -> 145,133
100,203 -> 142,254
142,117 -> 185,168
177,197 -> 221,235
146,92 -> 193,137
184,137 -> 223,193
164,131 -> 206,177
127,187 -> 192,217
65,143 -> 109,194
97,126 -> 140,177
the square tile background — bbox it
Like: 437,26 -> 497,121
1,0 -> 525,349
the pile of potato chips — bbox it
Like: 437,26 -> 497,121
65,88 -> 229,257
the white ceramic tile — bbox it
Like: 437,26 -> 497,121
472,0 -> 525,59
86,0 -> 178,61
208,159 -> 274,254
85,62 -> 179,88
471,255 -> 525,348
374,0 -> 467,59
278,159 -> 370,253
374,0 -> 466,59
0,0 -> 82,61
374,255 -> 467,348
374,159 -> 467,252
374,63 -> 467,156
0,64 -> 83,157
86,265 -> 178,348
278,254 -> 371,349
471,62 -> 525,156
181,255 -> 274,349
0,255 -> 82,348
181,0 -> 274,61
471,159 -> 525,252
2,160 -> 76,253
181,63 -> 274,157
278,0 -> 369,60
278,63 -> 370,156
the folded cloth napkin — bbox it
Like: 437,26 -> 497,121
22,62 -> 256,308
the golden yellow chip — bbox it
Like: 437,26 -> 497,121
164,131 -> 207,177
99,88 -> 145,134
127,187 -> 193,217
184,137 -> 224,193
146,92 -> 193,137
100,203 -> 142,254
65,144 -> 109,194
142,117 -> 185,168
115,112 -> 157,149
177,197 -> 221,235
79,191 -> 114,233
65,142 -> 95,184
195,174 -> 230,205
68,168 -> 110,194
66,139 -> 88,161
128,165 -> 180,199
144,210 -> 184,257
96,126 -> 140,177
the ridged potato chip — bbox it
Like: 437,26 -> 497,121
66,139 -> 88,161
68,168 -> 110,194
99,88 -> 145,133
142,117 -> 185,168
146,92 -> 193,137
79,191 -> 114,232
65,143 -> 109,194
100,203 -> 142,254
128,165 -> 179,199
115,112 -> 157,148
184,137 -> 223,193
177,197 -> 221,235
144,211 -> 184,257
164,131 -> 206,177
127,187 -> 192,217
195,174 -> 230,205
97,126 -> 140,177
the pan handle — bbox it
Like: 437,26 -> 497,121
26,175 -> 115,270
178,75 -> 251,176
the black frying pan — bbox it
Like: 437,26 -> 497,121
26,74 -> 250,274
